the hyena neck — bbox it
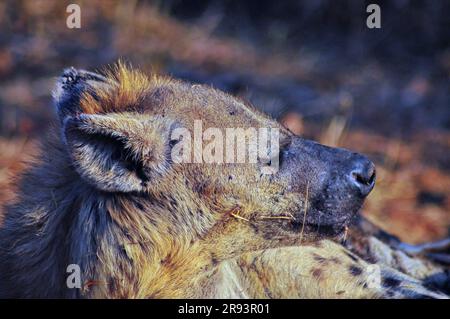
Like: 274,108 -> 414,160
0,136 -> 145,297
0,140 -> 210,297
1,134 -> 220,298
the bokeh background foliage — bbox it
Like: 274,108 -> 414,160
0,0 -> 449,243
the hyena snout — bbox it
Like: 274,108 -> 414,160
281,139 -> 376,230
285,138 -> 376,199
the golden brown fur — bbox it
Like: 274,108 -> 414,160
0,63 -> 447,299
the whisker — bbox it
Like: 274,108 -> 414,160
299,181 -> 310,243
257,215 -> 294,220
230,210 -> 250,222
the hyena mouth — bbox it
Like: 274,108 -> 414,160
289,219 -> 348,238
253,210 -> 351,239
287,206 -> 359,239
308,222 -> 347,238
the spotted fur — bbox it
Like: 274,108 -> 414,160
0,63 -> 447,298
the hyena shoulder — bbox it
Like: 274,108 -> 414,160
213,239 -> 448,299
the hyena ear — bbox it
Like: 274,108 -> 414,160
53,67 -> 117,121
63,113 -> 175,192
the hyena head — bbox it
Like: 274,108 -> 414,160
50,63 -> 375,296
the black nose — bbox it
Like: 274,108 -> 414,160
348,156 -> 376,197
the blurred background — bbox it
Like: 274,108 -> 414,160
0,0 -> 448,243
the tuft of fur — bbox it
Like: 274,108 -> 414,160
80,62 -> 170,114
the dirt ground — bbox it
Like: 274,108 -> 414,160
0,1 -> 448,243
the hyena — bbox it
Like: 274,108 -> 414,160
0,63 -> 447,298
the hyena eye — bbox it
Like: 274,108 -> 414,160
169,139 -> 180,148
258,141 -> 289,170
259,156 -> 272,166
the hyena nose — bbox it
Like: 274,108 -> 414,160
348,155 -> 376,197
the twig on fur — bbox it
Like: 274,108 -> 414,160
83,280 -> 109,292
285,211 -> 296,219
230,208 -> 250,222
343,226 -> 349,242
257,215 -> 294,220
299,181 -> 310,243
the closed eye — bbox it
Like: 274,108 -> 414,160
258,135 -> 291,170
